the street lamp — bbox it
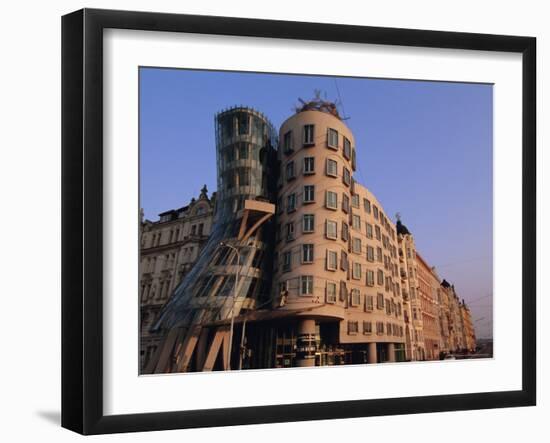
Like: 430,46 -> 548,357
220,241 -> 240,370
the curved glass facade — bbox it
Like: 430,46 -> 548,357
153,107 -> 278,331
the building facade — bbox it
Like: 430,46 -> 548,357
139,186 -> 215,371
139,98 -> 477,372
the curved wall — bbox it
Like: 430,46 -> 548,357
272,109 -> 406,348
153,107 -> 277,331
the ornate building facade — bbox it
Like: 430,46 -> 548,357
139,186 -> 215,371
139,98 -> 477,373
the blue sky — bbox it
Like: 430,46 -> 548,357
139,68 -> 493,338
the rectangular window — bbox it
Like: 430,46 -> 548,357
365,295 -> 374,311
302,214 -> 315,233
286,161 -> 295,181
364,198 -> 371,213
326,281 -> 337,303
342,193 -> 350,213
363,321 -> 372,334
377,270 -> 385,287
366,223 -> 373,238
287,193 -> 296,213
282,251 -> 291,272
367,246 -> 375,262
283,130 -> 293,154
325,191 -> 338,210
327,128 -> 338,149
352,262 -> 362,280
377,247 -> 383,262
303,156 -> 315,174
303,185 -> 315,203
326,249 -> 338,271
351,288 -> 361,306
376,321 -> 384,334
377,293 -> 385,309
348,321 -> 359,334
373,205 -> 379,220
325,219 -> 338,240
367,270 -> 375,286
341,221 -> 349,242
238,113 -> 249,135
239,143 -> 249,159
300,275 -> 314,295
351,194 -> 360,208
341,251 -> 349,271
285,222 -> 294,242
352,214 -> 361,230
342,167 -> 351,186
302,244 -> 314,264
343,137 -> 351,159
352,237 -> 362,254
303,124 -> 315,145
326,158 -> 338,177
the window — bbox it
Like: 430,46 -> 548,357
351,194 -> 360,208
363,198 -> 370,214
386,301 -> 391,315
285,222 -> 294,242
283,130 -> 293,154
302,244 -> 314,264
282,251 -> 291,272
367,270 -> 375,286
363,321 -> 373,334
365,295 -> 374,311
238,113 -> 249,135
300,275 -> 314,295
303,156 -> 315,175
367,246 -> 375,262
376,321 -> 384,334
239,143 -> 249,159
352,262 -> 362,280
302,214 -> 315,233
366,223 -> 373,239
352,237 -> 362,254
373,205 -> 379,220
326,282 -> 337,303
287,193 -> 296,213
303,124 -> 315,145
342,193 -> 350,213
326,250 -> 338,271
325,219 -> 338,240
341,251 -> 349,271
377,293 -> 385,309
351,288 -> 361,306
286,161 -> 295,181
325,191 -> 338,210
327,128 -> 338,149
341,221 -> 349,242
303,185 -> 315,203
377,247 -> 383,262
348,321 -> 359,334
342,167 -> 351,186
352,214 -> 361,230
326,158 -> 338,177
343,137 -> 351,159
377,270 -> 384,286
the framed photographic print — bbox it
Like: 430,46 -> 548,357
61,8 -> 536,435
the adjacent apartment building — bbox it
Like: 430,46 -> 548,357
139,98 -> 477,373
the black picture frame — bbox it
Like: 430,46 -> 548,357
61,8 -> 536,435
